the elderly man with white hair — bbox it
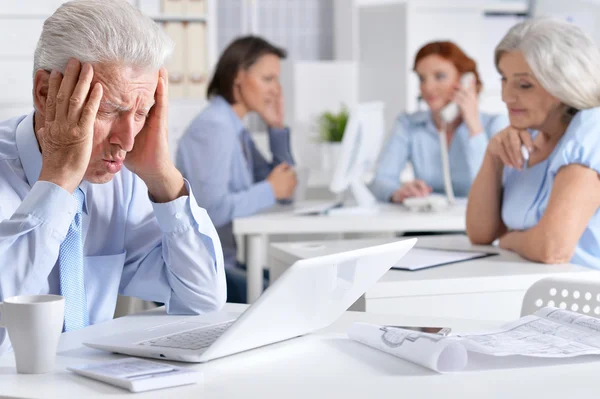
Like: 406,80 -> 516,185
467,18 -> 600,268
0,0 -> 226,353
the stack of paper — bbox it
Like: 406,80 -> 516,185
348,307 -> 600,372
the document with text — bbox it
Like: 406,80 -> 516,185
347,307 -> 600,372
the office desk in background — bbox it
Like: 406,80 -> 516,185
269,235 -> 594,321
234,201 -> 467,302
0,303 -> 596,399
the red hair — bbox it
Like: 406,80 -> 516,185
413,41 -> 483,93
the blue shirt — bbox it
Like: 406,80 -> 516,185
370,111 -> 508,201
0,112 -> 227,354
176,96 -> 294,269
502,107 -> 600,270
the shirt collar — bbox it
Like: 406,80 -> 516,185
16,111 -> 89,214
211,95 -> 246,137
416,110 -> 472,136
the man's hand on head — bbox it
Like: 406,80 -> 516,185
124,68 -> 187,203
37,58 -> 103,193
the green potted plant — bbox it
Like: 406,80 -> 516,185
318,105 -> 349,171
319,105 -> 349,143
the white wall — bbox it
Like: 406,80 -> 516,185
280,61 -> 358,169
531,0 -> 600,43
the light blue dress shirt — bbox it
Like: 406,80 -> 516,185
176,96 -> 294,269
502,107 -> 600,270
0,112 -> 227,354
370,111 -> 508,201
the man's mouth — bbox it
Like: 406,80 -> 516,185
103,159 -> 123,174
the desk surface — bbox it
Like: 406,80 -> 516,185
270,235 -> 593,299
233,201 -> 466,235
0,304 -> 596,398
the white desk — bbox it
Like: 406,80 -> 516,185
269,235 -> 595,321
234,201 -> 467,302
1,304 -> 596,398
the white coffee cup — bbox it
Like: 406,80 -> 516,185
0,295 -> 64,374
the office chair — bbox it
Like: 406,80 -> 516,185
521,275 -> 600,317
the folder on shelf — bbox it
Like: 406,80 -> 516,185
185,23 -> 208,99
163,22 -> 187,99
186,0 -> 206,17
161,0 -> 185,15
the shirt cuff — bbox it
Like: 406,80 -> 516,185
16,181 -> 77,240
370,180 -> 399,203
151,179 -> 198,233
254,179 -> 277,207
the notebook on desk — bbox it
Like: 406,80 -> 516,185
392,247 -> 497,271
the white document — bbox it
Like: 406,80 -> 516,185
348,307 -> 600,373
392,247 -> 494,271
347,323 -> 468,372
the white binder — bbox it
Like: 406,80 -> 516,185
163,22 -> 187,98
185,23 -> 208,99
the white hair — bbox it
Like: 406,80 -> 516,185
33,0 -> 173,76
495,18 -> 600,110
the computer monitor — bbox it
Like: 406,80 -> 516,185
328,101 -> 385,214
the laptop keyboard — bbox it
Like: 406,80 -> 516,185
138,321 -> 235,351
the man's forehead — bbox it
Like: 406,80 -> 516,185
92,64 -> 158,112
100,98 -> 156,112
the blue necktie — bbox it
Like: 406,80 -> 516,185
59,188 -> 89,332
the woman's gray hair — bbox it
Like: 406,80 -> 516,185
495,18 -> 600,110
33,0 -> 173,76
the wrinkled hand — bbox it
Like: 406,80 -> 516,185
267,163 -> 297,200
125,68 -> 186,202
391,180 -> 432,203
260,93 -> 285,129
453,81 -> 482,135
487,126 -> 534,170
37,59 -> 103,193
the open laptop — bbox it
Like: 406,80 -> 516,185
84,238 -> 417,363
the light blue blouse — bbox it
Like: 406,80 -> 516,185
177,96 -> 294,269
502,107 -> 600,270
370,111 -> 508,201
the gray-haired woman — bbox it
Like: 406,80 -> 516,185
467,18 -> 600,269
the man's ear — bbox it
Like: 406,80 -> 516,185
33,69 -> 51,117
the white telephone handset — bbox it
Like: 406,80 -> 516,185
440,72 -> 476,123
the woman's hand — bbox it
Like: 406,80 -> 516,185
391,180 -> 432,203
486,126 -> 534,170
454,81 -> 483,135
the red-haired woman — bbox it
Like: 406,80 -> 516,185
370,41 -> 508,203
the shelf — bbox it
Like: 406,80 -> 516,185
484,0 -> 530,15
150,15 -> 207,23
0,14 -> 48,19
